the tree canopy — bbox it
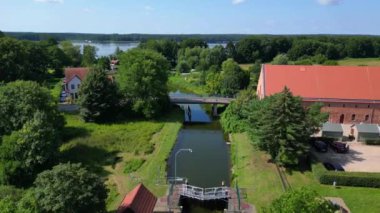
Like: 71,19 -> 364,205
0,111 -> 59,186
220,59 -> 249,97
34,163 -> 107,213
117,49 -> 170,118
78,67 -> 119,122
82,45 -> 97,67
0,81 -> 64,136
264,188 -> 336,213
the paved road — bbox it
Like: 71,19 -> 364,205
313,142 -> 380,172
58,104 -> 79,112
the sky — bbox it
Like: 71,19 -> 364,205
0,0 -> 379,35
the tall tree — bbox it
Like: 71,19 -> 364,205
82,45 -> 97,67
117,49 -> 170,118
34,163 -> 107,213
60,41 -> 82,67
272,54 -> 289,65
248,87 -> 323,165
225,41 -> 237,59
0,81 -> 64,136
0,111 -> 59,186
220,59 -> 250,97
78,67 -> 119,122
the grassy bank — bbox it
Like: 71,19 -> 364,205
230,133 -> 380,213
60,109 -> 183,212
337,58 -> 380,66
168,74 -> 207,95
230,133 -> 283,210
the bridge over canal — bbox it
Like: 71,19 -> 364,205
169,95 -> 235,105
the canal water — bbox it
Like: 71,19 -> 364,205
168,91 -> 230,212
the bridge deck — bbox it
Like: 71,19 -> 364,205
169,96 -> 234,104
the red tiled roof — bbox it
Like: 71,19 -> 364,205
117,184 -> 157,213
64,67 -> 90,83
262,64 -> 380,102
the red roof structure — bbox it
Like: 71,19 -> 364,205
258,65 -> 380,103
64,67 -> 90,83
117,184 -> 157,213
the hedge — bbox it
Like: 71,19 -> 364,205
365,139 -> 380,145
312,162 -> 380,188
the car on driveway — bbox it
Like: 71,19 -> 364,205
323,162 -> 345,171
330,141 -> 349,153
313,140 -> 328,152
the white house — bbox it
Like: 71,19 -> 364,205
64,67 -> 90,101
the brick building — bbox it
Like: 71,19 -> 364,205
256,64 -> 380,124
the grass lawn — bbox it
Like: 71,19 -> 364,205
230,133 -> 380,213
168,74 -> 207,95
239,64 -> 253,71
337,58 -> 380,66
60,109 -> 183,212
44,77 -> 62,101
230,133 -> 283,210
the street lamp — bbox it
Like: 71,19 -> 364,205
174,148 -> 192,185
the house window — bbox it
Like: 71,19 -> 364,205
368,104 -> 371,108
355,105 -> 358,108
351,114 -> 356,121
328,104 -> 331,107
365,115 -> 370,121
71,84 -> 75,90
78,84 -> 80,89
343,104 -> 345,108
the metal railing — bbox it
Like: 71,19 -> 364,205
179,184 -> 230,201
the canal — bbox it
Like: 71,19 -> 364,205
168,91 -> 230,212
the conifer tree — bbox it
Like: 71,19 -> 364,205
78,67 -> 119,122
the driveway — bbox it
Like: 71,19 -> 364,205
313,143 -> 380,172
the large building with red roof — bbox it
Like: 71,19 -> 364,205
257,64 -> 380,124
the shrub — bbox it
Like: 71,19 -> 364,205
312,162 -> 380,188
123,159 -> 146,173
365,139 -> 380,145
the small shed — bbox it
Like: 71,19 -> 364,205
117,183 -> 157,213
356,124 -> 380,142
322,123 -> 343,140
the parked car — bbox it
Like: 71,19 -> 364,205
330,141 -> 349,153
323,162 -> 345,171
313,140 -> 328,152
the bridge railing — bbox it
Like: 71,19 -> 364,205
179,184 -> 230,201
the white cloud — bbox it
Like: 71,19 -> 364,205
34,0 -> 63,3
144,5 -> 155,11
83,8 -> 92,13
232,0 -> 246,5
317,0 -> 342,6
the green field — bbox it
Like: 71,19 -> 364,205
337,58 -> 380,66
231,133 -> 283,210
60,110 -> 183,212
231,133 -> 380,213
168,73 -> 207,95
239,64 -> 253,71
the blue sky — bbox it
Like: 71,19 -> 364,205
0,0 -> 379,34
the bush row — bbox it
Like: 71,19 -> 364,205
365,139 -> 380,145
312,163 -> 380,188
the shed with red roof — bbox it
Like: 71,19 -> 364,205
117,184 -> 158,213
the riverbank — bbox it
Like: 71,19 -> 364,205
60,109 -> 183,212
230,133 -> 380,213
168,74 -> 208,96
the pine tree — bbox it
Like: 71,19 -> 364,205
78,67 -> 119,122
257,87 -> 310,165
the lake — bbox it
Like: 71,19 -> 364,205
71,41 -> 227,57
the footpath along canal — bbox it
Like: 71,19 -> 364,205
167,91 -> 230,212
